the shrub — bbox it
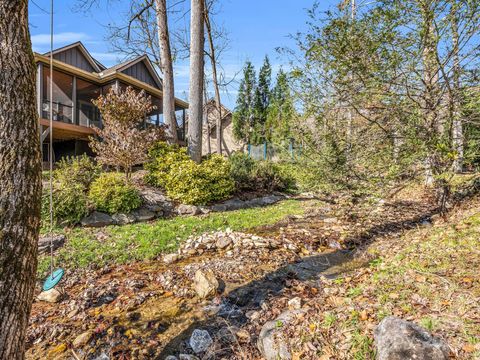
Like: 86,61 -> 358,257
145,142 -> 190,188
54,154 -> 101,189
165,154 -> 235,205
228,153 -> 295,193
41,182 -> 88,226
229,152 -> 256,190
88,172 -> 142,214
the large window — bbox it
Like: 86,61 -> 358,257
42,68 -> 73,124
77,78 -> 101,127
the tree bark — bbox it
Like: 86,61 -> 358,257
0,1 -> 42,359
187,0 -> 205,163
450,0 -> 463,173
204,1 -> 222,155
154,0 -> 178,143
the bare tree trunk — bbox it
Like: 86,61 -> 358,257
204,1 -> 222,155
187,0 -> 205,163
451,0 -> 463,173
203,83 -> 211,155
0,1 -> 42,358
154,0 -> 178,143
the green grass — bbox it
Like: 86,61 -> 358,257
38,199 -> 304,276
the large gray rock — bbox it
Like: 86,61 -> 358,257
81,211 -> 114,227
189,329 -> 213,354
131,207 -> 156,222
140,188 -> 173,214
258,310 -> 304,360
111,213 -> 136,225
177,204 -> 202,216
38,234 -> 65,254
210,198 -> 247,212
374,317 -> 450,360
193,269 -> 219,299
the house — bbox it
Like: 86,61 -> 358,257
36,41 -> 188,162
202,99 -> 244,156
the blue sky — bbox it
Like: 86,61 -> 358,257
29,0 -> 330,109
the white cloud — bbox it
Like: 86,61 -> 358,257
31,32 -> 90,46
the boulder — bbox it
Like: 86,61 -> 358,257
177,204 -> 202,216
38,234 -> 65,254
189,329 -> 213,354
258,310 -> 304,360
111,213 -> 136,225
37,288 -> 62,303
72,330 -> 93,348
193,269 -> 219,299
140,188 -> 174,214
81,212 -> 114,228
374,316 -> 450,360
131,207 -> 156,222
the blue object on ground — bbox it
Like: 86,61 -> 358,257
42,268 -> 64,291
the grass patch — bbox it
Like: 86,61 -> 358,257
38,199 -> 305,276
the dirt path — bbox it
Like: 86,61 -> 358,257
26,192 -> 437,359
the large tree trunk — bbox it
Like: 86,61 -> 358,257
154,0 -> 178,143
204,1 -> 222,155
0,1 -> 42,359
187,0 -> 205,163
450,0 -> 463,173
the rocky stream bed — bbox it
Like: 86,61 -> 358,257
27,192 -> 439,360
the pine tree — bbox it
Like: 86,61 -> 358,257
233,61 -> 256,143
253,56 -> 272,144
266,68 -> 295,142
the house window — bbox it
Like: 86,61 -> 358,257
42,68 -> 74,124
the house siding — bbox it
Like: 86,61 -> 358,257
121,62 -> 159,89
53,47 -> 96,73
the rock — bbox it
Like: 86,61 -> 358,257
287,297 -> 302,310
209,203 -> 228,212
140,188 -> 173,213
37,288 -> 62,303
189,329 -> 213,354
215,236 -> 233,250
92,353 -> 109,360
112,213 -> 136,225
258,310 -> 305,360
374,316 -> 450,360
177,204 -> 202,216
72,330 -> 93,348
217,326 -> 237,344
323,217 -> 338,223
131,207 -> 156,222
163,253 -> 180,264
193,269 -> 219,299
81,211 -> 114,227
164,356 -> 178,360
179,355 -> 200,360
38,234 -> 65,254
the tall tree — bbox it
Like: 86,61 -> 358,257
253,56 -> 272,143
154,0 -> 178,143
204,0 -> 223,154
233,61 -> 256,144
187,0 -> 205,162
0,1 -> 42,358
266,68 -> 295,142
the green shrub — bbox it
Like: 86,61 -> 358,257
41,182 -> 88,226
145,142 -> 190,188
88,172 -> 142,214
229,152 -> 256,190
54,154 -> 101,189
165,154 -> 235,205
228,153 -> 295,193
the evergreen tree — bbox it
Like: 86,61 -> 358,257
233,61 -> 256,143
266,68 -> 295,142
253,56 -> 272,144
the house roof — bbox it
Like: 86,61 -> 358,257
43,41 -> 105,72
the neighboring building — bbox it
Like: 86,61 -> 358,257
36,41 -> 188,162
202,99 -> 244,156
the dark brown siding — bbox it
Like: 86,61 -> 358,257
121,61 -> 159,89
53,47 -> 96,72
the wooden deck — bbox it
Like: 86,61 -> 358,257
39,118 -> 95,140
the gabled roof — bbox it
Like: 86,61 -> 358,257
99,55 -> 163,90
43,41 -> 104,73
203,99 -> 232,129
